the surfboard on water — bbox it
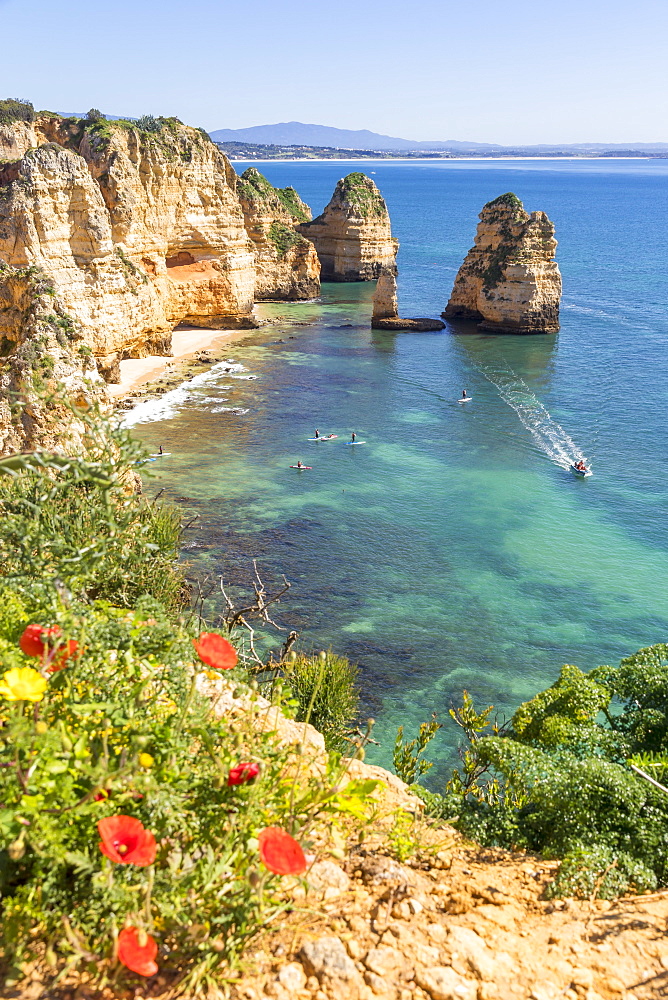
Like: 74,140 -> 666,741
149,452 -> 172,457
457,397 -> 472,403
346,440 -> 367,445
307,435 -> 338,441
290,465 -> 312,469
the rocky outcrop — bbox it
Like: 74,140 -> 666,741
372,270 -> 445,331
0,116 -> 257,388
237,167 -> 320,300
297,172 -> 398,281
443,192 -> 561,333
0,115 -> 268,449
0,262 -> 106,454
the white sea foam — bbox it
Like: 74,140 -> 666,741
210,406 -> 249,415
478,362 -> 586,470
121,361 -> 246,427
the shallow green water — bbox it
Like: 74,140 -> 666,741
129,159 -> 668,780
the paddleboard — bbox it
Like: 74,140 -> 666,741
290,465 -> 312,469
307,435 -> 338,441
149,452 -> 172,457
346,440 -> 366,445
457,397 -> 472,403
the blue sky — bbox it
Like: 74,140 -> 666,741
2,0 -> 666,143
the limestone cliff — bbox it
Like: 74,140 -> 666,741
372,270 -> 445,331
0,261 -> 105,454
0,116 -> 258,387
443,192 -> 561,333
237,167 -> 320,300
0,114 -> 271,450
297,172 -> 398,281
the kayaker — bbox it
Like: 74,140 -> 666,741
296,460 -> 304,469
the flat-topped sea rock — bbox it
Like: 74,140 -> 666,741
443,192 -> 561,333
297,172 -> 398,281
371,270 -> 444,331
237,167 -> 320,300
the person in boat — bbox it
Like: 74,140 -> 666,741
461,390 -> 468,399
575,460 -> 587,471
296,460 -> 304,469
351,431 -> 356,442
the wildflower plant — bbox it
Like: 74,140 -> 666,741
0,409 -> 378,993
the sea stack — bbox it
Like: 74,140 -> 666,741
372,271 -> 445,331
237,167 -> 320,300
297,172 -> 398,281
443,193 -> 561,333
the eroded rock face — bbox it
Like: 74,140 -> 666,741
372,270 -> 445,331
0,262 -> 106,455
298,172 -> 398,281
444,192 -> 561,333
0,117 -> 257,385
237,167 -> 320,300
0,115 -> 266,449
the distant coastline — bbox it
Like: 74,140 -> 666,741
228,155 -> 666,163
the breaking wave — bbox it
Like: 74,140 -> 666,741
121,361 -> 246,427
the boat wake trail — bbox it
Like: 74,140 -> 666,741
478,363 -> 585,470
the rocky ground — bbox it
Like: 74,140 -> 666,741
234,840 -> 668,1000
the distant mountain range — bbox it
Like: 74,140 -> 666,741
208,121 -> 668,154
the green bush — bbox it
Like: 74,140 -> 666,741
0,99 -> 34,125
0,408 -> 184,613
280,650 -> 359,753
442,648 -> 668,897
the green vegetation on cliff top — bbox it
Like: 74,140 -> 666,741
337,171 -> 388,219
237,166 -> 310,223
483,191 -> 524,211
0,99 -> 35,125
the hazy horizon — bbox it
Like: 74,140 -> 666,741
2,0 -> 666,144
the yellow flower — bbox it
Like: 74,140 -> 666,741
0,667 -> 47,702
138,752 -> 154,768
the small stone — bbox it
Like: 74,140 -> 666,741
365,946 -> 403,977
277,963 -> 307,992
300,936 -> 361,982
308,860 -> 351,893
415,966 -> 477,1000
365,970 -> 391,996
414,944 -> 440,968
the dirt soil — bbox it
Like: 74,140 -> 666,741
230,837 -> 668,1000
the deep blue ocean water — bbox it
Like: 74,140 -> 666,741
129,159 -> 668,780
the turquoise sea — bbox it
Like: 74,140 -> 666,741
129,158 -> 668,780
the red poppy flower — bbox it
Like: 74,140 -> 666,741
258,827 -> 307,876
46,639 -> 79,673
98,815 -> 156,866
227,762 -> 260,786
117,926 -> 158,977
20,624 -> 61,658
193,632 -> 238,670
20,625 -> 79,671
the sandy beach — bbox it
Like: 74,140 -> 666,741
106,324 -> 258,399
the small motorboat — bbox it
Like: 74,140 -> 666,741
571,463 -> 592,478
